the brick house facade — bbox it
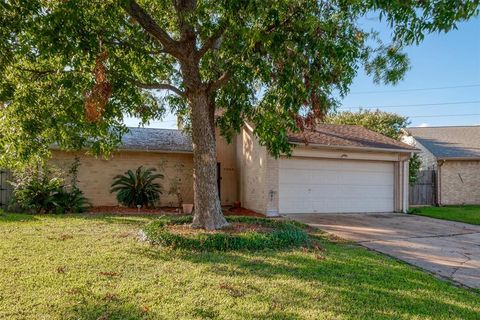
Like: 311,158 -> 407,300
51,124 -> 415,215
404,126 -> 480,206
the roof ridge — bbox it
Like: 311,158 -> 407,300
127,126 -> 181,132
319,123 -> 362,128
408,125 -> 480,129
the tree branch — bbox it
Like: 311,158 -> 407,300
122,0 -> 181,58
16,67 -> 80,80
264,7 -> 302,35
209,72 -> 230,92
135,81 -> 185,97
196,18 -> 228,60
173,0 -> 197,44
197,30 -> 224,60
106,39 -> 167,55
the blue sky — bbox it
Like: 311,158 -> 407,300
341,15 -> 480,127
125,15 -> 480,129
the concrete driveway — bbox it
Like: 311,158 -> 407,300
287,213 -> 480,289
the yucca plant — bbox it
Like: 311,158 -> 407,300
110,166 -> 163,208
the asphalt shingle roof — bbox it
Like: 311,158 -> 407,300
406,126 -> 480,159
288,123 -> 416,151
120,127 -> 192,152
120,124 -> 415,153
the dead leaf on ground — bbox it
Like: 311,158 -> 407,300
103,293 -> 118,302
56,266 -> 67,274
98,271 -> 121,277
219,283 -> 244,297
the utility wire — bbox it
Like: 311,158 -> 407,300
341,100 -> 480,109
409,113 -> 480,118
349,84 -> 480,94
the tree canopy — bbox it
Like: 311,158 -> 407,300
325,109 -> 410,140
325,109 -> 422,184
1,0 -> 478,228
1,0 -> 478,168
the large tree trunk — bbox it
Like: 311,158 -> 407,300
190,90 -> 229,230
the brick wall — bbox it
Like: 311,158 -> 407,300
51,150 -> 194,207
50,130 -> 239,207
264,154 -> 279,216
237,126 -> 268,213
440,160 -> 480,205
236,125 -> 279,215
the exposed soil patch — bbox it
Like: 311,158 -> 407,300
167,222 -> 273,235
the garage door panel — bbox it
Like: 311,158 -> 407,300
279,158 -> 394,214
309,186 -> 393,199
282,170 -> 393,185
308,176 -> 392,187
279,171 -> 315,184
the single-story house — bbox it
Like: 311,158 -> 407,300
51,123 -> 416,216
403,126 -> 480,206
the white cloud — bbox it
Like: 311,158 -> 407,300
418,123 -> 430,127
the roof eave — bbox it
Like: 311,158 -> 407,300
117,147 -> 193,154
51,146 -> 193,154
436,156 -> 480,161
290,141 -> 418,154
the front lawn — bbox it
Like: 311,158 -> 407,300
0,213 -> 479,319
411,205 -> 480,225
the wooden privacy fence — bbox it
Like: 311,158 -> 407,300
0,169 -> 13,208
409,170 -> 436,206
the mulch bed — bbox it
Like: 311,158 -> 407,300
88,206 -> 177,215
87,206 -> 265,217
224,207 -> 265,217
167,222 -> 273,235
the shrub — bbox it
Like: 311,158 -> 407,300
142,216 -> 310,251
409,154 -> 422,185
49,187 -> 90,214
9,165 -> 64,213
9,163 -> 90,214
110,166 -> 163,208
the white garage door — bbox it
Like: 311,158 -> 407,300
279,158 -> 394,214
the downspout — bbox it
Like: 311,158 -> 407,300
403,160 -> 409,213
436,160 -> 445,206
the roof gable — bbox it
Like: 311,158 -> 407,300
406,126 -> 480,159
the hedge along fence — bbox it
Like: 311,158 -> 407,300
141,216 -> 310,251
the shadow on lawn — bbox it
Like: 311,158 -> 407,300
0,212 -> 159,225
61,294 -> 158,320
62,293 -> 304,320
133,242 -> 480,319
45,213 -> 159,225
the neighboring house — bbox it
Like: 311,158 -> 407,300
51,123 -> 415,215
403,126 -> 480,205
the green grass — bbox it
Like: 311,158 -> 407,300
410,205 -> 480,225
0,212 -> 479,319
